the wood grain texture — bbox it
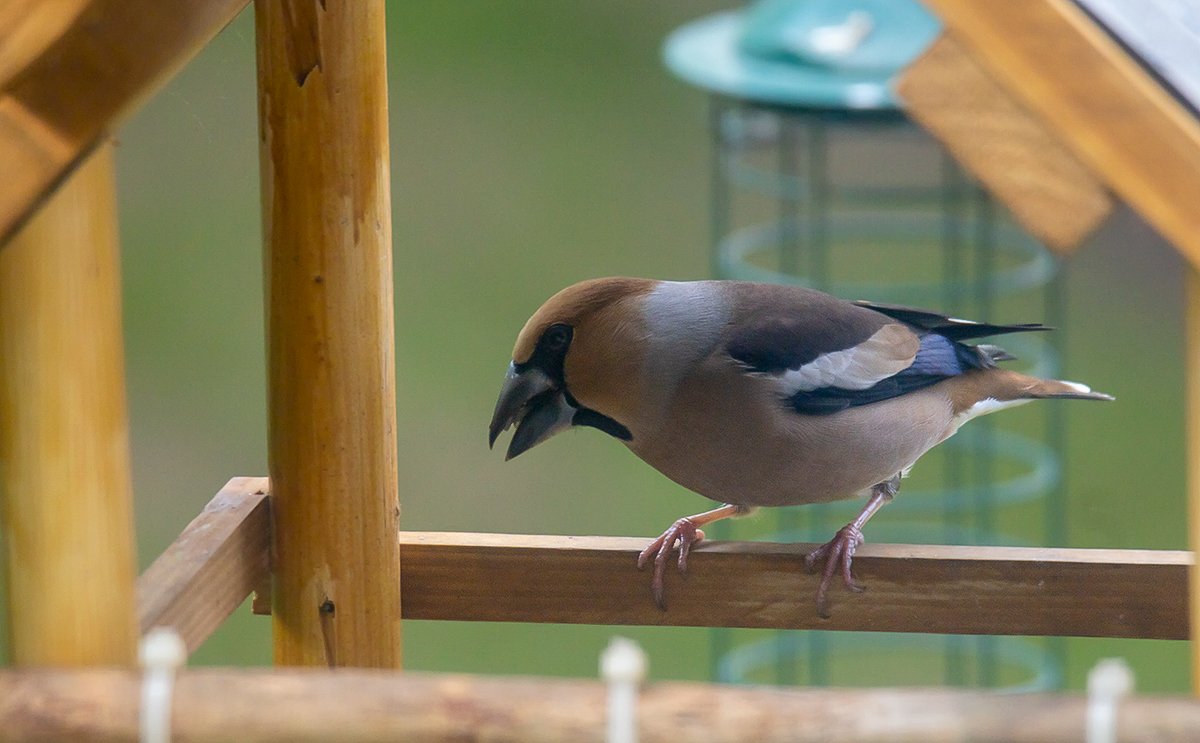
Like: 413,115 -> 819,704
2,668 -> 1200,743
897,33 -> 1113,252
256,0 -> 401,669
919,0 -> 1200,266
0,145 -> 137,666
0,0 -> 250,246
136,477 -> 270,654
400,532 -> 1189,639
132,516 -> 1186,649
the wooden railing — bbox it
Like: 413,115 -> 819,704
138,478 -> 1191,654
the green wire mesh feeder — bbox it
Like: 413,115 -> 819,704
664,0 -> 1070,691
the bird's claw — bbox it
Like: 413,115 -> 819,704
804,524 -> 865,618
637,518 -> 705,611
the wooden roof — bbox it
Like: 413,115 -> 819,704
900,0 -> 1200,266
0,0 -> 249,246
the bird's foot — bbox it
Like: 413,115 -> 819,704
637,517 -> 706,611
804,523 -> 865,619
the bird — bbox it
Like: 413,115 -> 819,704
488,278 -> 1112,617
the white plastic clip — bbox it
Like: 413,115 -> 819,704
1087,657 -> 1134,743
600,637 -> 648,743
139,628 -> 187,743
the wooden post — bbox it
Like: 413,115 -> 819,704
0,144 -> 138,666
255,1 -> 402,668
1188,267 -> 1200,692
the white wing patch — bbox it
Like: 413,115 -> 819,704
951,396 -> 1032,431
777,323 -> 918,394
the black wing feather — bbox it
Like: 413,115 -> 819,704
852,300 -> 1051,341
790,373 -> 954,415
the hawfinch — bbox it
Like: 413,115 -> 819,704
489,278 -> 1112,616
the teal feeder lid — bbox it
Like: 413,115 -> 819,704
664,0 -> 940,109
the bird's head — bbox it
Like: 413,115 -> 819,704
489,278 -> 653,460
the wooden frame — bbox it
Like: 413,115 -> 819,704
896,33 -> 1113,252
0,0 -> 251,245
136,478 -> 269,654
0,142 -> 137,668
915,0 -> 1200,265
255,0 -> 401,670
137,481 -> 1190,651
5,0 -> 1200,735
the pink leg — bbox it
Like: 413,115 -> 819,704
638,504 -> 747,610
804,477 -> 897,618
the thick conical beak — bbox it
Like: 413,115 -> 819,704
489,363 -> 576,460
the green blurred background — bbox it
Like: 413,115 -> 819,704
15,2 -> 1190,689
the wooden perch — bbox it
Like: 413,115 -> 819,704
138,482 -> 1189,652
2,668 -> 1200,743
137,477 -> 269,653
0,0 -> 251,245
399,532 -> 1189,639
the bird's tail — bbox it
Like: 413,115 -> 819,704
950,368 -> 1114,408
1023,378 -> 1114,402
1022,381 -> 1113,403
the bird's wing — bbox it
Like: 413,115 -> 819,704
723,295 -> 922,413
781,332 -> 993,415
724,292 -> 1038,416
725,288 -> 901,374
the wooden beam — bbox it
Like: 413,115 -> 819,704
256,0 -> 402,669
917,0 -> 1200,267
400,532 -> 1190,640
0,0 -> 250,246
0,0 -> 89,92
0,144 -> 137,666
2,667 -> 1200,743
897,33 -> 1113,252
136,477 -> 269,654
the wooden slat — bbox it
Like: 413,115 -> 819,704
918,0 -> 1200,268
136,477 -> 269,654
897,33 -> 1113,252
0,0 -> 250,246
399,532 -> 1190,640
135,508 -> 1187,649
3,667 -> 1200,743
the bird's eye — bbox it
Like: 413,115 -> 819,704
543,324 -> 571,352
